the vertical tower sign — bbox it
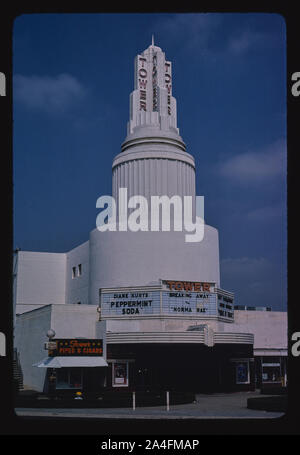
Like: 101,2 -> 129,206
137,56 -> 147,111
165,60 -> 172,115
129,40 -> 178,135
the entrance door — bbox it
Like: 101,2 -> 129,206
83,368 -> 106,397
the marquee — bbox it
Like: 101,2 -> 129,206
100,281 -> 234,320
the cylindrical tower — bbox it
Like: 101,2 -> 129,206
89,40 -> 220,305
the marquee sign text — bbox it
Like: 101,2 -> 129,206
164,280 -> 213,292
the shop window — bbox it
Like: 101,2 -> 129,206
56,369 -> 69,389
262,363 -> 281,383
56,368 -> 83,389
69,369 -> 83,388
112,362 -> 129,387
235,362 -> 250,384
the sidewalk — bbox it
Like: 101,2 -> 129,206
15,391 -> 285,420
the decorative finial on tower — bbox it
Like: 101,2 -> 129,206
152,34 -> 154,46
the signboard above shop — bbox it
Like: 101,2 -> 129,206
48,339 -> 103,357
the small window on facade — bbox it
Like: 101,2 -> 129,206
78,264 -> 82,276
72,267 -> 76,279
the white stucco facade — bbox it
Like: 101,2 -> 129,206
233,310 -> 288,356
14,251 -> 66,315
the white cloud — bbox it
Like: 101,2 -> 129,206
14,73 -> 86,113
221,256 -> 273,280
217,139 -> 286,184
228,30 -> 266,55
247,204 -> 285,221
220,256 -> 286,310
155,14 -> 282,58
156,13 -> 223,54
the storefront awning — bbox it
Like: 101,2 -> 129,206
33,356 -> 108,368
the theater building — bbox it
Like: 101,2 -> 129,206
13,40 -> 287,396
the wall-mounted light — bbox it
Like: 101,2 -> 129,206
47,329 -> 56,339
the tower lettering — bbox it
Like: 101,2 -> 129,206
138,57 -> 148,111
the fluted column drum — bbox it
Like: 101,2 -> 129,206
112,154 -> 196,202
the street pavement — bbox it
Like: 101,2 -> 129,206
15,391 -> 285,420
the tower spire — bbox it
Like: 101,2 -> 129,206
127,41 -> 180,137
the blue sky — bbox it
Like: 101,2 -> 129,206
13,13 -> 287,310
